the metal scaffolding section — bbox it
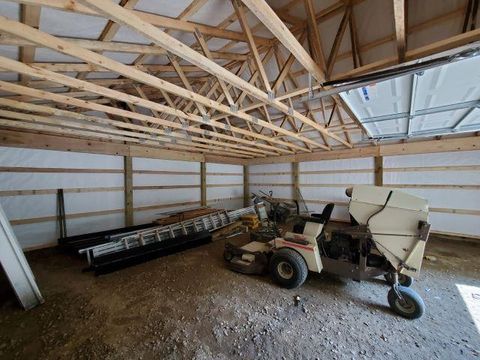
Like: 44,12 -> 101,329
80,206 -> 257,266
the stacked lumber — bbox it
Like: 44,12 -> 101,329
154,207 -> 221,226
211,221 -> 247,241
241,214 -> 261,230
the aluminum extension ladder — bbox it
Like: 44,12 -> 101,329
79,206 -> 256,266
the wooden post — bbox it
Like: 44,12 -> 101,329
124,156 -> 134,226
374,156 -> 383,186
243,165 -> 250,207
200,161 -> 207,207
292,162 -> 300,201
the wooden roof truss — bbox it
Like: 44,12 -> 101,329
0,0 -> 478,161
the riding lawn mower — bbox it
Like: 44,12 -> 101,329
224,185 -> 431,319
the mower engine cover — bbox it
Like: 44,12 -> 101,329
348,185 -> 430,278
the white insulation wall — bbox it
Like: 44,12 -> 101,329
250,163 -> 293,200
384,150 -> 480,237
249,150 -> 480,238
206,163 -> 243,210
132,157 -> 201,225
300,157 -> 375,221
0,147 -> 248,250
0,146 -> 124,250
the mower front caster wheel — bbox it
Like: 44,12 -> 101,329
269,248 -> 308,289
388,286 -> 425,319
385,272 -> 413,287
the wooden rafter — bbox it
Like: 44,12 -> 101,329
75,0 -> 347,148
0,65 -> 292,156
240,0 -> 325,82
6,0 -> 271,45
393,0 -> 407,62
18,4 -> 40,84
232,0 -> 272,93
0,34 -> 248,60
326,6 -> 351,77
0,16 -> 325,152
74,0 -> 140,82
0,81 -> 277,158
303,0 -> 326,70
0,0 -> 477,161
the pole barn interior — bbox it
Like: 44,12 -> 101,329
0,0 -> 479,358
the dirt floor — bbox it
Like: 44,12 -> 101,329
0,229 -> 479,360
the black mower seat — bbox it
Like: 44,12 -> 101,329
294,203 -> 335,234
311,203 -> 335,225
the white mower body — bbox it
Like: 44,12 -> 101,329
348,185 -> 429,278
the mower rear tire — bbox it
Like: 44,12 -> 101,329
385,272 -> 413,287
269,248 -> 308,289
388,286 -> 425,319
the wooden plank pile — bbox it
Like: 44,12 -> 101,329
154,207 -> 221,226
